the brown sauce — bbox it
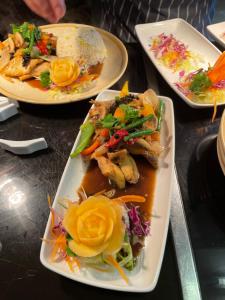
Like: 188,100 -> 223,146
80,157 -> 157,218
88,63 -> 103,78
27,79 -> 46,91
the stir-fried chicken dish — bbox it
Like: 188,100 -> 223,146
71,83 -> 165,189
0,22 -> 106,93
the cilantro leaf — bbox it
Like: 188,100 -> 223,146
119,104 -> 139,121
40,71 -> 51,88
11,22 -> 41,55
100,114 -> 120,129
189,72 -> 212,94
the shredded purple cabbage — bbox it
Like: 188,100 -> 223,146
52,219 -> 66,235
213,80 -> 225,89
128,206 -> 150,237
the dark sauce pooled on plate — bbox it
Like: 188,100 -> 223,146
80,156 -> 157,218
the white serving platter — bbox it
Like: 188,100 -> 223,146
40,89 -> 175,292
207,21 -> 225,48
135,18 -> 222,108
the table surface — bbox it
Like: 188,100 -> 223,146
0,44 -> 183,300
1,39 -> 225,299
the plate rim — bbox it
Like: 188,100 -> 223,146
207,21 -> 225,48
0,23 -> 128,105
135,18 -> 223,109
40,89 -> 175,292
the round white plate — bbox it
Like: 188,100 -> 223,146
0,24 -> 128,105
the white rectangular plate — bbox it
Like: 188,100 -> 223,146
40,89 -> 175,292
207,21 -> 225,48
135,18 -> 222,108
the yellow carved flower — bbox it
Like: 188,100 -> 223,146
63,195 -> 125,257
50,57 -> 80,87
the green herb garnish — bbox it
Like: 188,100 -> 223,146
189,72 -> 212,94
100,114 -> 120,129
119,104 -> 139,121
11,22 -> 41,55
40,71 -> 51,88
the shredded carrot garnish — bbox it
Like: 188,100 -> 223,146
112,195 -> 146,203
66,256 -> 74,272
66,256 -> 80,271
212,96 -> 217,123
106,255 -> 129,284
47,194 -> 52,207
50,233 -> 66,261
72,257 -> 81,269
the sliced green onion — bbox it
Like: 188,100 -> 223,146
124,129 -> 154,141
123,114 -> 154,131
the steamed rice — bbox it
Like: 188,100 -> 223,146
56,27 -> 107,66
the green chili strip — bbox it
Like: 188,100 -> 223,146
124,129 -> 154,141
70,121 -> 95,158
157,100 -> 165,131
123,114 -> 154,131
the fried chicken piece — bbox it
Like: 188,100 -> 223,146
95,156 -> 125,189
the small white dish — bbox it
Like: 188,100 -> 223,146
0,137 -> 48,155
207,21 -> 225,48
135,18 -> 222,109
40,89 -> 175,292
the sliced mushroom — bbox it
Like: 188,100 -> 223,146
95,156 -> 125,189
108,149 -> 140,184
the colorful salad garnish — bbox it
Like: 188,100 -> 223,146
175,51 -> 225,119
46,193 -> 150,283
150,33 -> 202,72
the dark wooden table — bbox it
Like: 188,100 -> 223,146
0,43 -> 184,300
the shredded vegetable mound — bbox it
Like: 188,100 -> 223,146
150,33 -> 203,72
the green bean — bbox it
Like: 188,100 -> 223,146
124,129 -> 154,141
157,100 -> 165,131
70,121 -> 95,158
123,114 -> 154,131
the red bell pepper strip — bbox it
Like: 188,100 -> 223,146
106,129 -> 129,148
